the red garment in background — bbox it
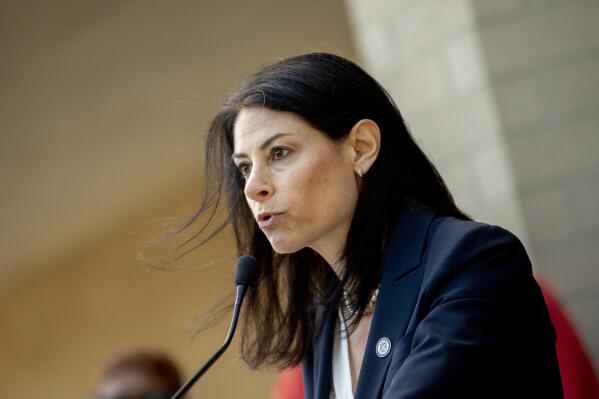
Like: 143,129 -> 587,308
270,365 -> 304,399
270,278 -> 599,399
538,279 -> 599,399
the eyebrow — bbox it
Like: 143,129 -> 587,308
231,132 -> 292,160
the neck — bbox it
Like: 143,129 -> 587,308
309,240 -> 346,278
329,257 -> 345,279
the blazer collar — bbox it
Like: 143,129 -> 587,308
382,209 -> 436,281
310,301 -> 337,398
354,210 -> 436,398
309,210 -> 436,399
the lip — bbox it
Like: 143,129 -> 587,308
257,212 -> 283,228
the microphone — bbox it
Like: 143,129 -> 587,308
170,255 -> 259,399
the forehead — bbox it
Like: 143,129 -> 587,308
233,107 -> 312,151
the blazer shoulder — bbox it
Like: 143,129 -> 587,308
421,217 -> 533,300
426,217 -> 527,262
429,216 -> 521,243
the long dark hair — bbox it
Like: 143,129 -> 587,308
184,52 -> 468,369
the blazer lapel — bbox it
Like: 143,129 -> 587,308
353,211 -> 435,399
310,301 -> 337,398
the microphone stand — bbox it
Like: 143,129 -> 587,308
170,285 -> 248,399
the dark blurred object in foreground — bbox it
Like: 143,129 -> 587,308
94,350 -> 183,399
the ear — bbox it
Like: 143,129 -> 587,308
345,119 -> 381,176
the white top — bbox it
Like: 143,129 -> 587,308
330,311 -> 354,399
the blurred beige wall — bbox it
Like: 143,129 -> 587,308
0,0 -> 356,397
0,184 -> 264,397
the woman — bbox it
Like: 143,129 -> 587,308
188,52 -> 563,398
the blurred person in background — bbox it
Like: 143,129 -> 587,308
94,350 -> 183,399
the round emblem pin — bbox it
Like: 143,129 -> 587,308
376,337 -> 392,358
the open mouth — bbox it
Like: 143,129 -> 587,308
260,214 -> 273,222
258,212 -> 281,228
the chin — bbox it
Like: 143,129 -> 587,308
267,236 -> 304,254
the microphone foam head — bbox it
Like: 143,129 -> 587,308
234,255 -> 259,286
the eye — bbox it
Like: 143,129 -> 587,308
271,147 -> 290,160
237,162 -> 251,178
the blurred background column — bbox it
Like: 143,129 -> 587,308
345,0 -> 599,370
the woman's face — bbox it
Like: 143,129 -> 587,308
232,107 -> 359,263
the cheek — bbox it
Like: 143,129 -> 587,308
263,159 -> 357,254
298,155 -> 358,219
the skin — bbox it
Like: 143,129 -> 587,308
232,106 -> 381,392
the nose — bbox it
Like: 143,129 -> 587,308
243,165 -> 273,202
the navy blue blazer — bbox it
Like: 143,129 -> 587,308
302,211 -> 563,398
